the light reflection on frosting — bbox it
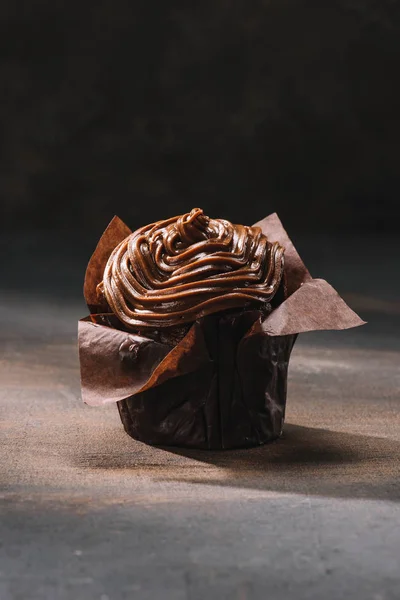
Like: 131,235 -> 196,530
98,208 -> 285,329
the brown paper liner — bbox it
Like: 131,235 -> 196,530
78,213 -> 365,449
117,311 -> 297,449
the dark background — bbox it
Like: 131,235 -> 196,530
1,0 -> 400,238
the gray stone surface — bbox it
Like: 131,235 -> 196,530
1,238 -> 400,599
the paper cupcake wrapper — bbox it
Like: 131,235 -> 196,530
79,213 -> 365,407
116,316 -> 298,449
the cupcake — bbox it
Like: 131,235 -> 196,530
79,209 -> 364,449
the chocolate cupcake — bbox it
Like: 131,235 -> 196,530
79,209 -> 364,449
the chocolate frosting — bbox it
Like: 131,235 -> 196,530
98,208 -> 285,329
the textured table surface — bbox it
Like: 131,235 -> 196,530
1,235 -> 400,600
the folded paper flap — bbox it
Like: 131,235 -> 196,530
79,275 -> 365,405
140,321 -> 212,393
253,213 -> 311,296
84,215 -> 132,312
259,278 -> 366,336
78,319 -> 170,406
79,318 -> 211,406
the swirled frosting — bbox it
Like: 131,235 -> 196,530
98,208 -> 285,329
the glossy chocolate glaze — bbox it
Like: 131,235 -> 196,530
98,208 -> 285,329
